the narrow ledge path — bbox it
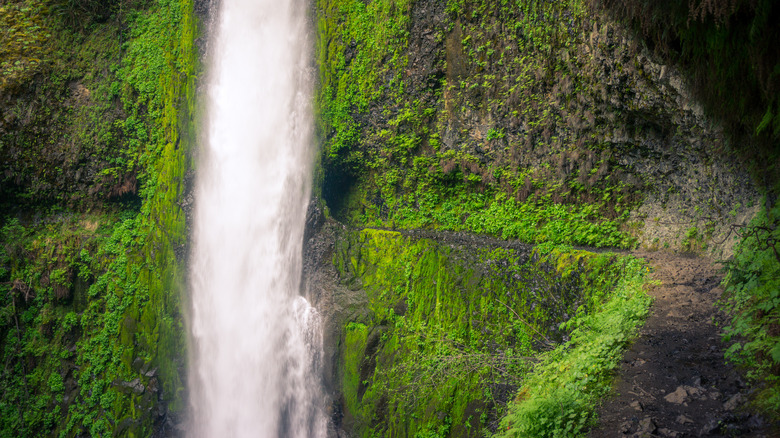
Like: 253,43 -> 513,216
589,251 -> 772,438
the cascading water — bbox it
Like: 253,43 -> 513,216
188,0 -> 325,436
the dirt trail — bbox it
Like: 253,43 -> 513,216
589,251 -> 773,438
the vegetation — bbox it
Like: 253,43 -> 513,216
0,0 -> 198,435
722,202 -> 780,416
1,0 -> 777,435
0,215 -> 110,436
334,229 -> 651,437
360,190 -> 632,248
1,0 -> 128,206
0,0 -> 51,91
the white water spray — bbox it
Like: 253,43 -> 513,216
188,0 -> 325,436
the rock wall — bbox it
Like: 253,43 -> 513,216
315,0 -> 760,257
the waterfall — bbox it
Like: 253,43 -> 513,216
188,0 -> 325,436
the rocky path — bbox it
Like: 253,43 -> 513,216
589,251 -> 772,438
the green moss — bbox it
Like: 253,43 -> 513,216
333,228 -> 648,436
0,1 -> 51,92
343,322 -> 369,422
316,0 -> 413,162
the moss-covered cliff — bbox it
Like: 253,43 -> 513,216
0,0 -> 198,435
315,0 -> 761,256
303,221 -> 652,436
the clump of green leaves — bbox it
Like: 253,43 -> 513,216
722,201 -> 780,415
0,214 -> 113,437
316,0 -> 413,166
354,182 -> 634,248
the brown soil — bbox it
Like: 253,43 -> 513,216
589,251 -> 776,438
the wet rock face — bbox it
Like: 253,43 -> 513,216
301,220 -> 361,437
304,197 -> 326,243
406,0 -> 447,102
0,80 -> 134,207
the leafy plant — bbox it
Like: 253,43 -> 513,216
0,0 -> 197,434
721,201 -> 780,415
